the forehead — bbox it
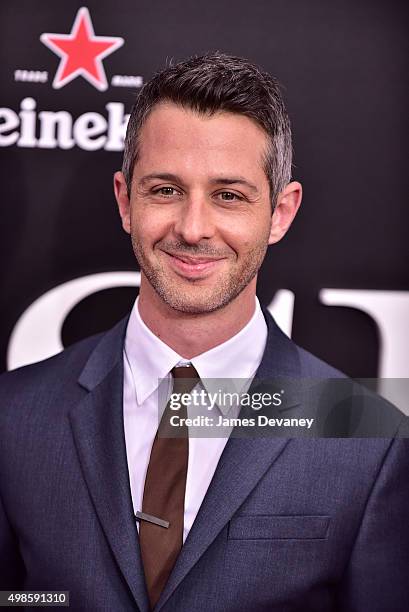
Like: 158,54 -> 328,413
135,102 -> 269,179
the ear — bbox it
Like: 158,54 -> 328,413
268,181 -> 302,245
113,171 -> 131,234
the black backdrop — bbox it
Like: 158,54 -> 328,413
0,0 -> 408,381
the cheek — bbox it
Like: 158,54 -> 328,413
222,218 -> 270,253
131,206 -> 172,242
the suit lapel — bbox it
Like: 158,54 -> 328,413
155,436 -> 289,610
69,318 -> 150,612
155,309 -> 301,610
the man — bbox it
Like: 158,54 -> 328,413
0,52 -> 408,611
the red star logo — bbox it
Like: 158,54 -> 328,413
40,7 -> 124,91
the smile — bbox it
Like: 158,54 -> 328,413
161,250 -> 226,279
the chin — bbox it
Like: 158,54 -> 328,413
156,285 -> 234,315
161,296 -> 228,315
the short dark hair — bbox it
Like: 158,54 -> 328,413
122,51 -> 292,209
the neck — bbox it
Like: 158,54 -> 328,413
137,276 -> 258,359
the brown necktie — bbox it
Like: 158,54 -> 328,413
139,364 -> 199,609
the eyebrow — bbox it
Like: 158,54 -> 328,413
139,173 -> 260,194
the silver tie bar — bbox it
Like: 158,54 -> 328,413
134,511 -> 170,529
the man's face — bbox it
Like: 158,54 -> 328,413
118,102 -> 276,314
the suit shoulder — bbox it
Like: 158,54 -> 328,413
0,330 -> 105,401
295,344 -> 347,379
293,341 -> 407,435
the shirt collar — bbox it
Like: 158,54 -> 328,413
124,297 -> 181,405
189,298 -> 267,414
124,296 -> 267,410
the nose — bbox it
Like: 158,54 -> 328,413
173,193 -> 215,244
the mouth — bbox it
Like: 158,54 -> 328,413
160,250 -> 226,279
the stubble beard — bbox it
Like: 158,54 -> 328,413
131,234 -> 270,315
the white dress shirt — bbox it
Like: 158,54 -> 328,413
123,296 -> 267,543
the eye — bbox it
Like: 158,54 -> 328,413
153,186 -> 180,197
217,191 -> 243,202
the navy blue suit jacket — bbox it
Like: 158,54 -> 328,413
0,309 -> 408,611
